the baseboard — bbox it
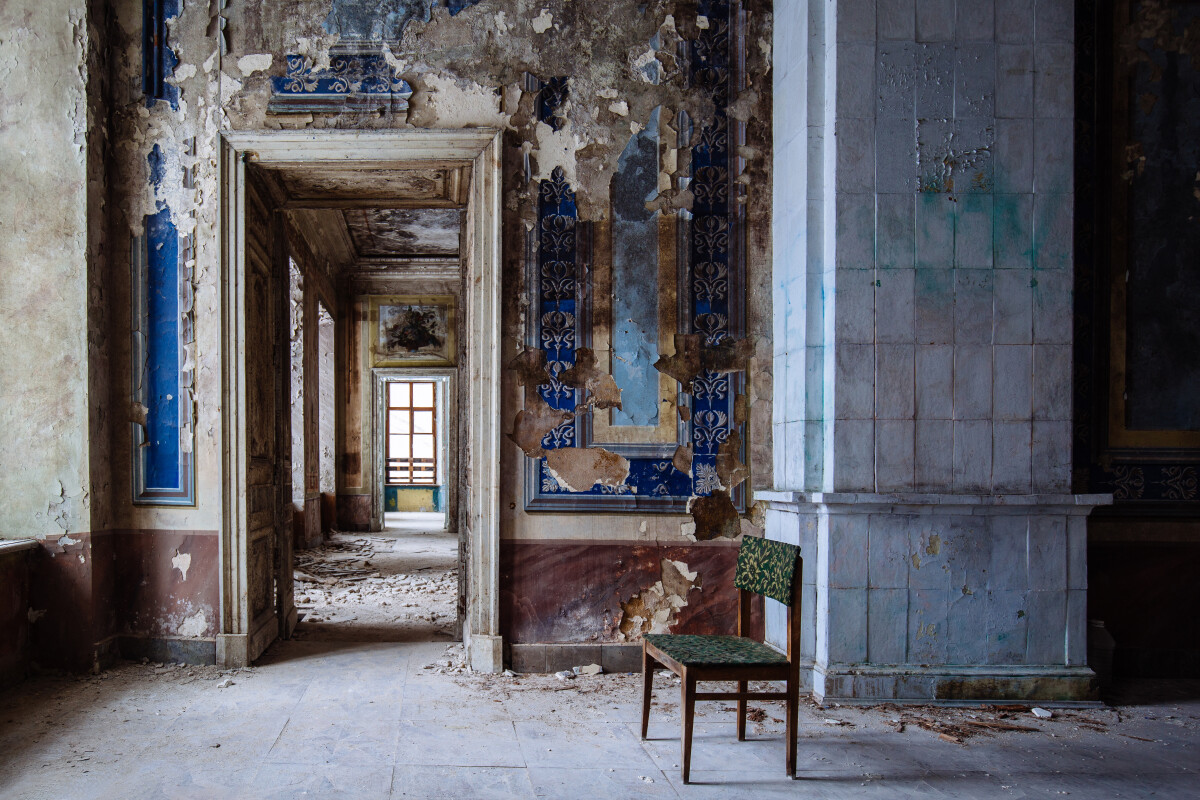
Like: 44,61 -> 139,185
812,663 -> 1100,705
509,643 -> 643,674
118,636 -> 216,666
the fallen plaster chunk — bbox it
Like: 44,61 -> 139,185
217,678 -> 234,689
555,670 -> 575,681
172,550 -> 192,581
531,9 -> 554,34
573,664 -> 603,676
609,100 -> 629,116
544,447 -> 630,492
1032,708 -> 1053,719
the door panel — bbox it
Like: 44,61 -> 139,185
242,174 -> 293,660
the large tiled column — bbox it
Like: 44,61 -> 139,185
767,0 -> 1110,702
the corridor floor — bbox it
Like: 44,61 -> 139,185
0,642 -> 1197,799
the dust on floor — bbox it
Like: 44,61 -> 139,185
293,529 -> 459,643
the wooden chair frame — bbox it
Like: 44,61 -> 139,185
640,555 -> 803,783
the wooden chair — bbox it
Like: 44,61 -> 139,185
640,536 -> 802,784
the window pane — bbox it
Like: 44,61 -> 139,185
413,410 -> 433,434
413,434 -> 434,458
413,382 -> 434,407
392,434 -> 411,459
389,410 -> 409,434
388,382 -> 410,408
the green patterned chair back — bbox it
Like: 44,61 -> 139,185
733,536 -> 800,604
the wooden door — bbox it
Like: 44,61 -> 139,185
242,174 -> 295,661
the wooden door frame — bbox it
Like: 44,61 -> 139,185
217,129 -> 503,671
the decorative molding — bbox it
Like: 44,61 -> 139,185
1073,0 -> 1200,504
132,143 -> 196,506
524,0 -> 744,512
269,50 -> 414,114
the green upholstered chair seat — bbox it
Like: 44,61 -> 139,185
644,634 -> 789,667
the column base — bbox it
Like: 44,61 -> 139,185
812,663 -> 1099,705
468,633 -> 504,673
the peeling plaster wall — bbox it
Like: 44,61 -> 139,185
91,0 -> 775,651
0,0 -> 97,540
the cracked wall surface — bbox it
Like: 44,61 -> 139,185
2,0 -> 774,665
0,0 -> 98,540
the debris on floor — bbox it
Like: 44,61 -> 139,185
293,530 -> 458,641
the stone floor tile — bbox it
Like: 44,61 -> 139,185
515,720 -> 659,770
395,719 -> 525,767
266,716 -> 400,766
526,767 -> 680,800
249,763 -> 395,799
391,765 -> 536,799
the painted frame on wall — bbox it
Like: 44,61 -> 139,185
1074,0 -> 1200,503
368,295 -> 457,367
130,222 -> 197,506
523,0 -> 748,513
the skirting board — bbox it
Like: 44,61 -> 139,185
812,663 -> 1100,706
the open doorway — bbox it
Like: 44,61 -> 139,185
219,129 -> 502,670
288,223 -> 461,643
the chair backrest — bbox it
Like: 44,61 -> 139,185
733,536 -> 800,605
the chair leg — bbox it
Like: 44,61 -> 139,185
681,671 -> 696,784
736,679 -> 748,741
785,673 -> 798,778
640,647 -> 655,740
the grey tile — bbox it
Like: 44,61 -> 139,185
878,0 -> 916,41
956,0 -> 995,41
916,0 -> 955,42
391,766 -> 535,800
396,719 -> 524,767
250,763 -> 395,800
515,721 -> 657,770
527,767 -> 678,800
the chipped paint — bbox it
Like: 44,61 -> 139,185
617,557 -> 700,640
172,550 -> 192,581
177,608 -> 207,637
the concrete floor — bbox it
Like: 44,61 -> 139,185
384,511 -> 446,533
1,643 -> 1198,799
3,529 -> 1197,798
294,529 -> 458,643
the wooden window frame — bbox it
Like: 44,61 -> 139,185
386,380 -> 438,486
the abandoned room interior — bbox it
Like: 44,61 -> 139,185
1,0 -> 1198,796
